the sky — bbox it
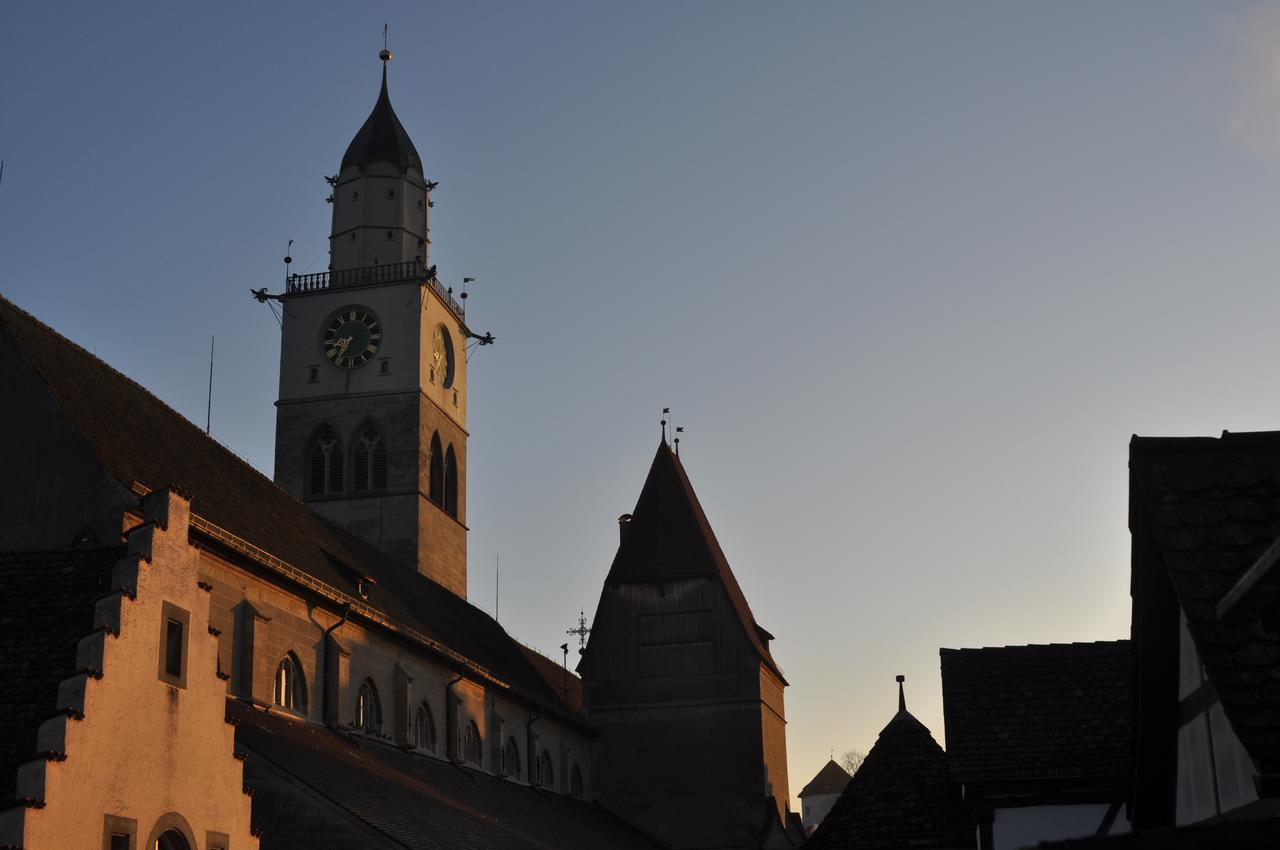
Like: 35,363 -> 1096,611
5,0 -> 1280,808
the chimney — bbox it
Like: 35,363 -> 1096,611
617,513 -> 633,544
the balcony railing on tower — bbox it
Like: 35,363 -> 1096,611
286,260 -> 465,319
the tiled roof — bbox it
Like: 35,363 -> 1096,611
0,547 -> 121,803
341,65 -> 423,174
803,709 -> 973,850
940,641 -> 1132,784
517,645 -> 583,714
232,701 -> 665,850
0,295 -> 579,723
1130,431 -> 1280,763
798,760 -> 851,798
603,441 -> 783,681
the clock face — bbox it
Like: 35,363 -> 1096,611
432,326 -> 455,388
322,306 -> 382,368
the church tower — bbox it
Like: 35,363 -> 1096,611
273,51 -> 470,597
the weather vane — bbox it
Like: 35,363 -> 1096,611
380,23 -> 391,63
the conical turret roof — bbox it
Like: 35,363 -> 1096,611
341,64 -> 423,174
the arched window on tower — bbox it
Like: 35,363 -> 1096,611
356,679 -> 381,734
353,424 -> 388,492
429,432 -> 444,505
273,653 -> 306,713
444,445 -> 459,518
570,763 -> 584,798
415,702 -> 436,753
308,426 -> 344,496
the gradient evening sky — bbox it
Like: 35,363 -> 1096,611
5,1 -> 1280,806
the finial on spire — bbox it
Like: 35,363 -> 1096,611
380,23 -> 392,63
896,674 -> 906,712
661,407 -> 670,443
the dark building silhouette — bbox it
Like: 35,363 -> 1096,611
579,441 -> 801,849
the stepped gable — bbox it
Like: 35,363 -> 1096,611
232,702 -> 662,850
940,640 -> 1132,783
606,440 -> 784,680
798,759 -> 852,799
0,295 -> 576,721
1130,430 -> 1280,763
0,547 -> 121,803
804,708 -> 972,850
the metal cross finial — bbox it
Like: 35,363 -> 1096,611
566,610 -> 591,651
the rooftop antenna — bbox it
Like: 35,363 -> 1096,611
661,407 -> 670,443
205,336 -> 215,435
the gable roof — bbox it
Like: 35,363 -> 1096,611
0,547 -> 121,804
798,760 -> 851,798
0,295 -> 579,722
1130,430 -> 1280,765
940,640 -> 1132,784
804,707 -> 973,850
233,701 -> 664,850
604,441 -> 784,680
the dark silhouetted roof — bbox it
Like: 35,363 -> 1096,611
1130,430 -> 1280,764
0,295 -> 580,724
604,441 -> 784,680
798,760 -> 851,798
1031,808 -> 1280,850
518,645 -> 583,714
341,65 -> 423,174
940,641 -> 1132,784
232,701 -> 664,850
0,547 -> 120,803
804,708 -> 973,850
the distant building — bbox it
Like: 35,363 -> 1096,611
797,760 -> 851,834
939,641 -> 1133,849
803,678 -> 973,850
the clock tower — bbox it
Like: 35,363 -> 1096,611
273,51 -> 471,597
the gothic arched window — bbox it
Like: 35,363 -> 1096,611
501,737 -> 521,778
463,720 -> 482,766
353,424 -> 388,492
415,702 -> 436,753
429,432 -> 444,505
536,750 -> 554,789
273,653 -> 306,713
444,445 -> 459,518
570,763 -> 584,798
356,679 -> 381,734
308,426 -> 344,496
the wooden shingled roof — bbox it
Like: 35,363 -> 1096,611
603,440 -> 785,681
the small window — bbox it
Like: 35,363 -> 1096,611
415,703 -> 436,753
428,366 -> 436,384
164,619 -> 183,678
352,191 -> 359,200
388,189 -> 396,199
109,835 -> 130,850
386,230 -> 394,240
308,367 -> 319,383
356,679 -> 381,734
417,199 -> 424,209
571,763 -> 584,798
463,720 -> 482,766
379,360 -> 390,375
452,389 -> 458,407
502,737 -> 521,778
274,654 -> 305,713
537,750 -> 554,789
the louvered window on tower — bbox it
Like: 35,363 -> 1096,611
309,427 -> 344,496
353,426 -> 388,492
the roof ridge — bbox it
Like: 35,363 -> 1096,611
940,639 -> 1129,653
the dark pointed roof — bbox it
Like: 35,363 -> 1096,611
605,441 -> 785,681
804,706 -> 974,850
340,64 -> 423,174
798,759 -> 852,798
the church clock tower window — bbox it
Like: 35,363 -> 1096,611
353,425 -> 388,492
308,427 -> 344,496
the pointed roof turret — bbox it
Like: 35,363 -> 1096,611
805,680 -> 974,850
798,759 -> 852,799
340,53 -> 423,174
605,440 -> 785,681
